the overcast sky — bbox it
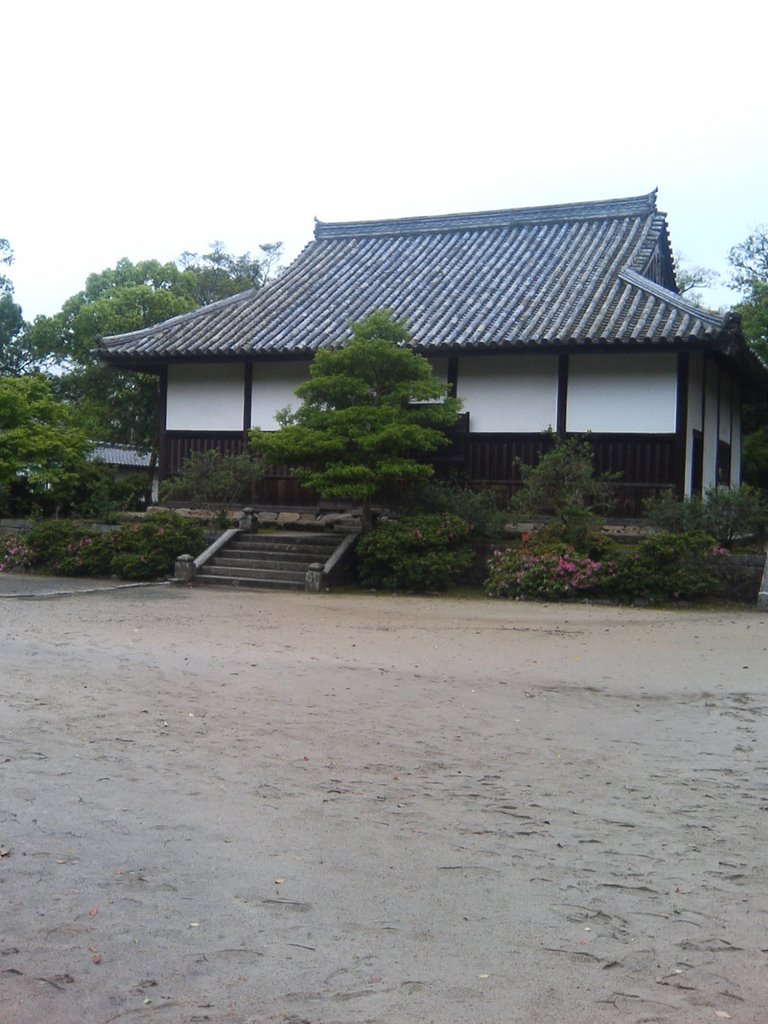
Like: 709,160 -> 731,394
5,0 -> 766,321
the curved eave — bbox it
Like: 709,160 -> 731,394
98,327 -> 746,367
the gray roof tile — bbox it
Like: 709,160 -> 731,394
99,191 -> 732,363
89,443 -> 151,468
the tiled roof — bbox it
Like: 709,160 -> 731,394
89,443 -> 152,468
99,191 -> 732,364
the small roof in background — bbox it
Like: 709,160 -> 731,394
89,443 -> 152,468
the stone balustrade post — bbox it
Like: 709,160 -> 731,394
239,507 -> 255,531
305,562 -> 324,593
175,553 -> 196,583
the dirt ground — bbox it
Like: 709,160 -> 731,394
1,580 -> 767,1024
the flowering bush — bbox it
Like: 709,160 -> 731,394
107,513 -> 206,580
485,539 -> 612,600
605,532 -> 727,602
55,533 -> 114,576
486,531 -> 733,603
0,534 -> 33,573
24,512 -> 205,581
357,513 -> 474,591
25,520 -> 90,569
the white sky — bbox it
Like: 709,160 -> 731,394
4,0 -> 766,321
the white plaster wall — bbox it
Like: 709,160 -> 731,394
250,362 -> 309,430
456,354 -> 558,432
166,363 -> 244,431
567,353 -> 677,433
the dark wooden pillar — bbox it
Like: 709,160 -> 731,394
447,356 -> 458,398
158,365 -> 169,480
674,352 -> 689,498
556,354 -> 568,438
243,361 -> 253,434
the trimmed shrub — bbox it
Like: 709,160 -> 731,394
508,434 -> 615,548
161,449 -> 262,522
642,490 -> 705,534
485,537 -> 612,600
108,513 -> 206,581
485,531 -> 734,604
357,513 -> 473,591
605,532 -> 728,602
644,486 -> 767,547
26,520 -> 91,569
54,533 -> 115,577
399,479 -> 506,537
24,512 -> 206,581
701,486 -> 766,547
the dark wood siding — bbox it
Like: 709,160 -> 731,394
163,431 -> 316,508
165,432 -> 246,474
163,428 -> 678,516
437,430 -> 676,516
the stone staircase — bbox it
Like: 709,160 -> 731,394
194,531 -> 343,590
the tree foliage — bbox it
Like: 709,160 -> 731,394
728,228 -> 768,291
23,242 -> 282,450
728,227 -> 768,365
0,239 -> 42,376
643,485 -> 766,547
250,310 -> 461,518
674,251 -> 719,308
356,513 -> 474,591
0,375 -> 91,515
178,241 -> 282,306
735,280 -> 768,365
160,449 -> 263,521
508,434 -> 615,547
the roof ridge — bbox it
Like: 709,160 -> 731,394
314,190 -> 658,240
619,268 -> 723,326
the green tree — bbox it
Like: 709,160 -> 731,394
26,242 -> 282,451
727,228 -> 768,491
250,310 -> 461,526
0,292 -> 28,375
161,449 -> 263,523
0,375 -> 91,516
178,241 -> 283,306
743,426 -> 768,491
728,228 -> 768,291
728,228 -> 768,365
735,280 -> 768,365
508,433 -> 615,548
674,251 -> 719,308
0,238 -> 12,293
0,239 -> 44,377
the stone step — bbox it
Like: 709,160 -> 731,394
198,564 -> 306,583
232,534 -> 338,551
193,573 -> 305,591
228,542 -> 336,561
194,530 -> 344,592
206,556 -> 321,573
